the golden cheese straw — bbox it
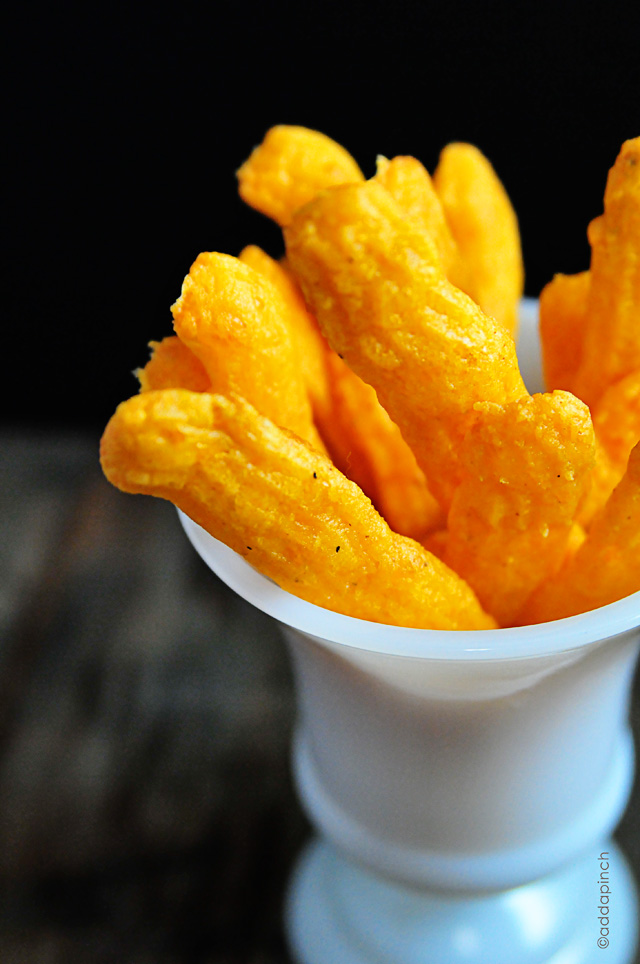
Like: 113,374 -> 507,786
239,245 -> 443,539
572,137 -> 640,408
444,392 -> 596,626
100,389 -> 495,631
284,179 -> 527,510
171,251 -> 324,451
519,441 -> 640,623
538,271 -> 590,394
237,125 -> 364,227
433,142 -> 524,337
594,370 -> 640,472
538,274 -> 639,526
237,245 -> 331,413
577,370 -> 640,525
237,140 -> 490,532
373,155 -> 464,283
317,352 -> 444,538
136,336 -> 211,393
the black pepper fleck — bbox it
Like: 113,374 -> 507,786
336,546 -> 340,552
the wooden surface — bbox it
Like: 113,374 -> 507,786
1,431 -> 639,963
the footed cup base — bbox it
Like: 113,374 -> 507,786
286,838 -> 638,964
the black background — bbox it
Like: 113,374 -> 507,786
5,0 -> 640,431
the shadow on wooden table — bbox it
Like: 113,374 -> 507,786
0,431 -> 309,963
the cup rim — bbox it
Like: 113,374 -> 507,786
179,511 -> 640,662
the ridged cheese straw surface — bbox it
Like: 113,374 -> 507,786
237,125 -> 364,227
577,442 -> 621,530
171,252 -> 324,451
137,337 -> 210,393
518,442 -> 640,623
444,392 -> 596,626
433,143 -> 524,338
238,245 -> 331,413
577,371 -> 640,525
594,370 -> 640,471
284,180 -> 526,510
239,244 -> 442,539
539,271 -> 590,394
374,155 -> 464,283
538,276 -> 639,526
100,390 -> 495,631
573,138 -> 640,408
317,352 -> 443,539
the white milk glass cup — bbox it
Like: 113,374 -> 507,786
179,301 -> 640,964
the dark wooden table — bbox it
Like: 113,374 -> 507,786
1,431 -> 639,963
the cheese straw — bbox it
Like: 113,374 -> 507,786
374,154 -> 463,282
239,243 -> 443,539
316,351 -> 444,538
444,392 -> 595,626
573,137 -> 640,408
518,441 -> 640,623
238,245 -> 331,414
100,389 -> 496,631
433,142 -> 524,337
237,125 -> 364,227
285,179 -> 526,510
594,371 -> 640,472
539,271 -> 590,395
171,251 -> 325,452
578,371 -> 640,525
136,336 -> 210,393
